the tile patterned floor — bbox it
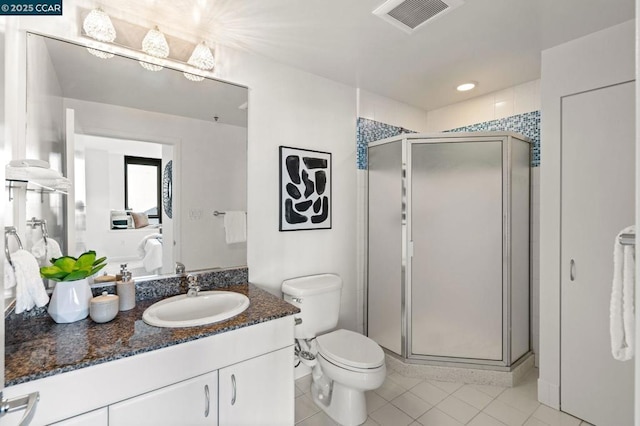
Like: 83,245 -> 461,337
295,368 -> 594,426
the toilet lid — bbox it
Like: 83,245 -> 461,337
316,329 -> 385,370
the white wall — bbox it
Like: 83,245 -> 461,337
217,46 -> 359,332
358,89 -> 429,132
426,79 -> 540,132
539,19 -> 635,408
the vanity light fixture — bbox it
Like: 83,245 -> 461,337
140,26 -> 170,71
184,42 -> 215,82
456,81 -> 477,92
82,8 -> 116,59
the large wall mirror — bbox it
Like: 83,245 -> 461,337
15,33 -> 247,282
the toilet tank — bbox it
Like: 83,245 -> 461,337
282,274 -> 342,339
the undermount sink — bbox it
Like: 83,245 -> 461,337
142,291 -> 250,328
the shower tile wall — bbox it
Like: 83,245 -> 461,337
356,111 -> 541,170
357,111 -> 541,364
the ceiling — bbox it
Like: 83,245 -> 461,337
81,0 -> 634,111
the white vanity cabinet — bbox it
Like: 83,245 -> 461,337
49,408 -> 108,426
4,317 -> 295,426
109,372 -> 218,426
219,347 -> 294,426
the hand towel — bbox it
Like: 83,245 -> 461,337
11,249 -> 49,314
137,233 -> 163,258
31,237 -> 63,266
610,225 -> 635,361
142,238 -> 163,273
4,258 -> 16,298
224,211 -> 246,244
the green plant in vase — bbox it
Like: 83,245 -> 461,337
40,251 -> 107,323
40,250 -> 107,282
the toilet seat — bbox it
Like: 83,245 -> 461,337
316,329 -> 385,371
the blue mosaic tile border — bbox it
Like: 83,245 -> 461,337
356,117 -> 415,170
356,111 -> 541,169
446,110 -> 541,167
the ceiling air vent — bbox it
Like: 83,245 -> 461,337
373,0 -> 464,34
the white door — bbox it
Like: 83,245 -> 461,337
109,371 -> 217,426
561,81 -> 635,425
219,347 -> 294,426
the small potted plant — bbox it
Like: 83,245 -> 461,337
40,251 -> 107,323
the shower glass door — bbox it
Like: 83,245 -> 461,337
408,139 -> 504,361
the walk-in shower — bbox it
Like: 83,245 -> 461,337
367,132 -> 531,371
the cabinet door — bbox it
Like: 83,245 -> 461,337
50,408 -> 108,426
219,347 -> 294,426
109,371 -> 217,426
560,81 -> 635,425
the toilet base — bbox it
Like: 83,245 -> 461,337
312,380 -> 367,426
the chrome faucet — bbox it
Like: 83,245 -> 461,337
186,274 -> 200,297
175,262 -> 186,275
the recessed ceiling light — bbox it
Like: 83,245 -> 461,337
456,82 -> 477,92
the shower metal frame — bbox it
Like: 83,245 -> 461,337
366,132 -> 532,370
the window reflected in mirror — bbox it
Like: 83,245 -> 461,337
124,156 -> 161,226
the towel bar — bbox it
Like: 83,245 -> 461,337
4,227 -> 24,269
26,217 -> 49,245
213,211 -> 247,217
619,233 -> 635,246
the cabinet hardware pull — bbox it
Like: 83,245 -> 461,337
570,259 -> 576,281
204,384 -> 210,417
231,374 -> 237,405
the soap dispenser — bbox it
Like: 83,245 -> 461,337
116,264 -> 135,311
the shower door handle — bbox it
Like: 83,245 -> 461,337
570,259 -> 576,281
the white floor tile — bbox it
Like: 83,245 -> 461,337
391,391 -> 433,419
417,408 -> 465,426
410,381 -> 450,405
366,391 -> 388,414
468,412 -> 509,426
370,402 -> 414,426
362,417 -> 380,426
429,380 -> 464,394
532,404 -> 581,426
388,372 -> 424,390
453,385 -> 495,410
470,383 -> 507,398
436,395 -> 480,424
483,399 -> 530,426
296,374 -> 313,394
523,417 -> 550,426
497,387 -> 540,416
295,394 -> 321,424
296,411 -> 339,426
295,385 -> 304,398
375,377 -> 408,401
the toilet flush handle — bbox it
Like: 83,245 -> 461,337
294,318 -> 302,325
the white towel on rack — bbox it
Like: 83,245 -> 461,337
4,258 -> 16,297
610,225 -> 635,361
31,237 -> 63,266
11,249 -> 49,314
223,211 -> 246,244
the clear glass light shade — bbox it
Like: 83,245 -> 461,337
140,26 -> 169,71
87,48 -> 114,59
183,42 -> 214,82
188,42 -> 214,70
83,9 -> 116,43
142,27 -> 170,59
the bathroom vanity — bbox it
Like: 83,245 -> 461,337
3,282 -> 298,425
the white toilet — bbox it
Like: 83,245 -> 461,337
282,274 -> 386,426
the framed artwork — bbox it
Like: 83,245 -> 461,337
279,146 -> 332,231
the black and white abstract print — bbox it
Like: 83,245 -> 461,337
279,146 -> 331,231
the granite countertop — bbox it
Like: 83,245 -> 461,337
5,283 -> 299,387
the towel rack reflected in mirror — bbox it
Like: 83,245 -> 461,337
4,226 -> 24,269
619,233 -> 635,246
26,217 -> 49,245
